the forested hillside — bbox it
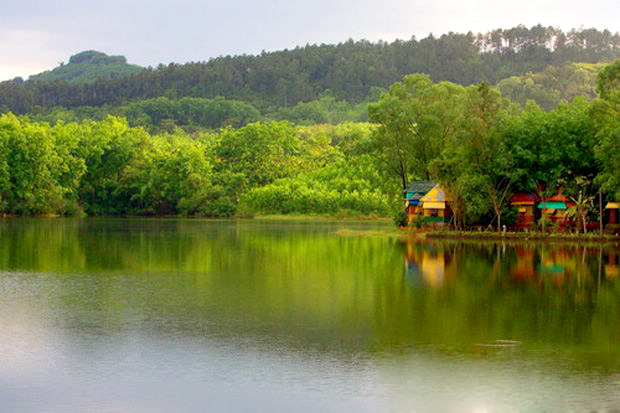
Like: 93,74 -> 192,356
497,62 -> 606,110
1,25 -> 617,114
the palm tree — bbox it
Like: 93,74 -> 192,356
568,191 -> 594,233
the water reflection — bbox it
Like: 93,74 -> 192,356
403,239 -> 619,293
0,219 -> 619,411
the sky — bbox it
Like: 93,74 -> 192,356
1,0 -> 618,81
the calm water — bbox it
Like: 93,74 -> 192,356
0,218 -> 618,412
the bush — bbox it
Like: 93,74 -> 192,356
393,209 -> 408,227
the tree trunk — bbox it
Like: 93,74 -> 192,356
599,189 -> 603,235
582,215 -> 587,234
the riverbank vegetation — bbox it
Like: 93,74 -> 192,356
0,60 -> 618,223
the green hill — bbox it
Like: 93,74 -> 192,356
29,50 -> 143,83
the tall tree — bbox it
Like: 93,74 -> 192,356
368,74 -> 465,190
592,60 -> 620,199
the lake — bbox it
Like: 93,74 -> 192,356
0,218 -> 618,412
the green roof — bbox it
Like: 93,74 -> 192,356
404,181 -> 436,197
408,193 -> 425,201
538,201 -> 567,210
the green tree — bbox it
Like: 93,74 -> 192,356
76,116 -> 146,214
431,83 -> 514,229
368,74 -> 466,190
592,60 -> 620,199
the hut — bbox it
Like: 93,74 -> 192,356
419,183 -> 453,225
403,181 -> 436,226
538,191 -> 574,227
605,202 -> 619,226
510,193 -> 538,229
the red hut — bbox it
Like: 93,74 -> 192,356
606,202 -> 619,227
510,193 -> 538,229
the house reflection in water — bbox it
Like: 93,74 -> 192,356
508,245 -> 619,288
404,242 -> 455,288
509,247 -> 537,282
606,249 -> 618,279
402,241 -> 618,292
537,248 -> 573,287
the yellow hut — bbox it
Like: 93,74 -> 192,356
419,184 -> 453,225
403,181 -> 436,226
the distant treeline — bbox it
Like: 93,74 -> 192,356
24,94 -> 368,133
1,25 -> 618,113
21,62 -> 607,132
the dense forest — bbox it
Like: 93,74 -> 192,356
18,62 -> 606,133
496,62 -> 606,110
1,25 -> 618,114
0,60 -> 617,229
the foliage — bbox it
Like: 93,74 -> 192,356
502,98 -> 598,193
122,96 -> 262,132
567,189 -> 595,233
267,94 -> 368,125
241,155 -> 389,216
368,74 -> 466,189
592,60 -> 620,199
392,208 -> 408,227
0,114 -> 84,215
497,62 -> 606,110
429,83 -> 515,228
23,97 -> 263,133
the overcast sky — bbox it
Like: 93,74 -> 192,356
1,0 -> 618,81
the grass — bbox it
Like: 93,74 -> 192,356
332,228 -> 410,238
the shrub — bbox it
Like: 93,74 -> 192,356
393,209 -> 408,227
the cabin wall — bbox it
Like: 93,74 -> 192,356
514,205 -> 536,228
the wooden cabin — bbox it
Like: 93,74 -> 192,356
605,202 -> 619,227
510,193 -> 538,229
538,191 -> 574,227
419,184 -> 453,225
403,181 -> 436,226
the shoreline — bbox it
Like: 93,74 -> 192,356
0,213 -> 392,223
422,230 -> 620,243
2,214 -> 619,243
